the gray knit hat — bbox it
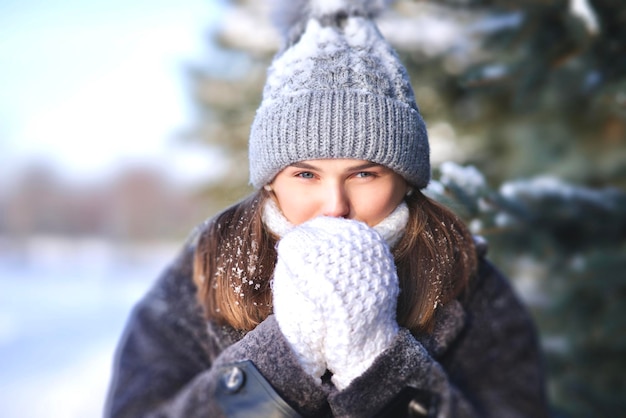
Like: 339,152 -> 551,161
249,0 -> 430,189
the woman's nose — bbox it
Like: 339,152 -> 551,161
322,185 -> 350,218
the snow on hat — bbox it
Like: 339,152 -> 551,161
248,0 -> 430,189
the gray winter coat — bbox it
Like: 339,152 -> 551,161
105,237 -> 550,417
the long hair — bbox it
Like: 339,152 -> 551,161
194,189 -> 477,334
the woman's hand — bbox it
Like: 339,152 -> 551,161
273,216 -> 400,390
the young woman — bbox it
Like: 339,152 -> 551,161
105,1 -> 550,416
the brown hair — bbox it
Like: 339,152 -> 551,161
194,189 -> 477,335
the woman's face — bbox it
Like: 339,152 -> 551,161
269,159 -> 409,227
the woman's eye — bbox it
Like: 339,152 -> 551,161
296,171 -> 315,179
355,171 -> 374,178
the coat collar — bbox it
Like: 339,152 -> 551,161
418,299 -> 467,358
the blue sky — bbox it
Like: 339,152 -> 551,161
0,0 -> 226,185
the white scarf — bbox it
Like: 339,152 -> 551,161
262,198 -> 409,248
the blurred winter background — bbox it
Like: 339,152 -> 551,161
0,0 -> 624,417
0,0 -> 225,416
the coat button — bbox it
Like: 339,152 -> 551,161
222,366 -> 246,393
408,399 -> 430,417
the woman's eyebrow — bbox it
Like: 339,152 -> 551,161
347,162 -> 379,171
290,162 -> 318,170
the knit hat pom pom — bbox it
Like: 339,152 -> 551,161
271,0 -> 393,48
310,0 -> 392,19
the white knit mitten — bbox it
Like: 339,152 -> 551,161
272,231 -> 328,381
275,216 -> 400,390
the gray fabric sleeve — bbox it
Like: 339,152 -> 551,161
104,247 -> 327,418
327,329 -> 475,417
327,259 -> 550,418
215,315 -> 330,416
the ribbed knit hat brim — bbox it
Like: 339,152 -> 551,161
249,89 -> 430,188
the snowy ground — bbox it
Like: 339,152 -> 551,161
0,237 -> 181,418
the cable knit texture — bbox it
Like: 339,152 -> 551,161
272,216 -> 400,390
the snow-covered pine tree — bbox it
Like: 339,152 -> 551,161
429,162 -> 626,417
